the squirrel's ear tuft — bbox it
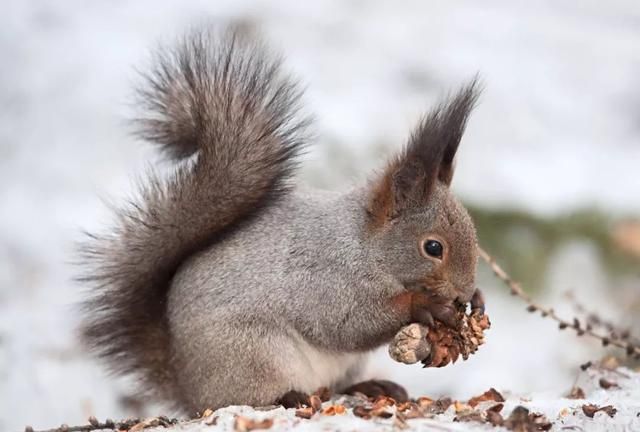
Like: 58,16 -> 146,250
367,79 -> 480,228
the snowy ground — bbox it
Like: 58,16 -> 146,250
39,363 -> 640,431
1,1 -> 640,432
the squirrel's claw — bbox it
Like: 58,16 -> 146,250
470,288 -> 485,315
411,293 -> 460,330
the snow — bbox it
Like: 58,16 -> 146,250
1,1 -> 639,431
105,365 -> 640,431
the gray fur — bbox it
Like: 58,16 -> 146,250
80,28 -> 309,404
80,28 -> 480,414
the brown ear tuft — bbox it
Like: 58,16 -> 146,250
367,79 -> 480,228
437,78 -> 480,185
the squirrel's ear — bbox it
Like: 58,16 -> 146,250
367,80 -> 480,227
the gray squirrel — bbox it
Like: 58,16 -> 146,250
80,29 -> 484,413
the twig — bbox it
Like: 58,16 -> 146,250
478,247 -> 640,360
564,291 -> 637,344
25,416 -> 178,432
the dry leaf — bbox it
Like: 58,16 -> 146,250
312,387 -> 332,402
321,405 -> 346,416
369,407 -> 393,419
352,405 -> 372,419
598,378 -> 619,390
234,416 -> 274,432
129,418 -> 162,432
468,388 -> 505,407
567,386 -> 586,399
309,395 -> 322,412
488,403 -> 504,413
402,405 -> 426,420
416,396 -> 434,407
393,412 -> 409,429
295,407 -> 314,419
454,401 -> 472,413
600,356 -> 620,370
504,406 -> 552,431
372,396 -> 396,409
454,409 -> 484,423
424,398 -> 453,415
396,402 -> 413,412
486,410 -> 504,426
582,404 -> 617,418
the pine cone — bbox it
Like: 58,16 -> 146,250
422,307 -> 490,368
388,304 -> 490,367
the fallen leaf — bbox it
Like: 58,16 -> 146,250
129,418 -> 161,432
416,396 -> 434,407
454,409 -> 484,423
504,406 -> 553,431
369,407 -> 393,419
488,403 -> 504,413
424,397 -> 453,415
454,401 -> 473,413
600,356 -> 620,370
295,407 -> 314,419
402,406 -> 425,420
321,405 -> 346,416
468,388 -> 505,407
582,404 -> 599,418
352,405 -> 371,419
486,410 -> 504,426
393,412 -> 409,429
566,387 -> 586,399
312,387 -> 332,402
372,396 -> 396,408
309,395 -> 322,412
396,402 -> 413,412
234,416 -> 274,432
582,404 -> 617,418
598,378 -> 619,390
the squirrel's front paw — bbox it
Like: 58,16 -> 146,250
389,323 -> 430,364
410,293 -> 459,329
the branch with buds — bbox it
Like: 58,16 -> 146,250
478,247 -> 640,360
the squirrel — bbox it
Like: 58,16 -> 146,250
80,28 -> 483,414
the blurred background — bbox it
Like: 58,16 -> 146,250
1,1 -> 639,430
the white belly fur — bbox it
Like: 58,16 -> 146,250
288,335 -> 366,393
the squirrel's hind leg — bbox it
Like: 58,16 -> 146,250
169,313 -> 306,413
276,390 -> 311,408
335,360 -> 409,402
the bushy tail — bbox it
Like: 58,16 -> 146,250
80,29 -> 309,401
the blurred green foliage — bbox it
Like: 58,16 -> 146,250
467,205 -> 639,293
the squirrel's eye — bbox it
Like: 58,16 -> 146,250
423,240 -> 443,258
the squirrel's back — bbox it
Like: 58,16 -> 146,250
79,29 -> 309,402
